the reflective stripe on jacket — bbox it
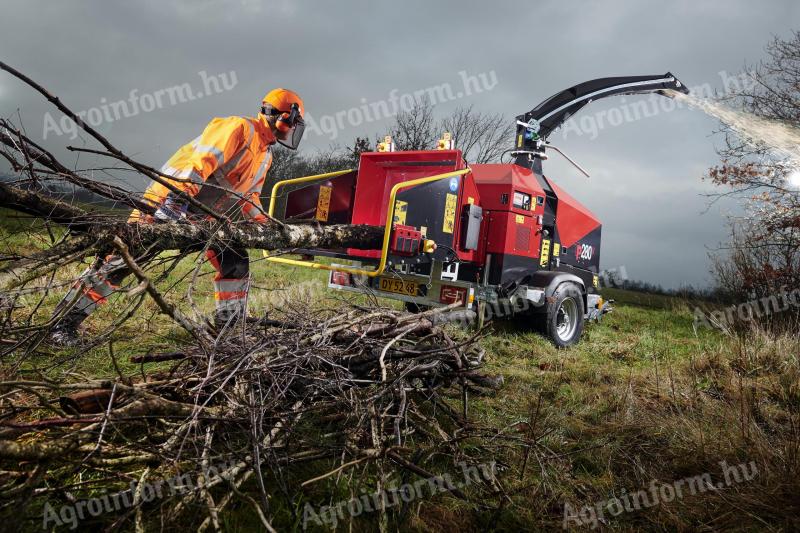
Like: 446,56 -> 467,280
129,114 -> 276,223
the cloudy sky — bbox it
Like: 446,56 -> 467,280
1,0 -> 798,288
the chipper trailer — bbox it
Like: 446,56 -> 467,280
264,73 -> 689,346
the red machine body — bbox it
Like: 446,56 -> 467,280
283,148 -> 603,291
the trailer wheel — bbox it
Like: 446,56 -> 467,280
542,283 -> 584,347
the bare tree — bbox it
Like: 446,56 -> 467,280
389,99 -> 437,151
440,105 -> 514,163
387,100 -> 513,162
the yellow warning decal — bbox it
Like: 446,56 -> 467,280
553,243 -> 560,257
593,275 -> 599,288
443,193 -> 457,234
393,200 -> 408,225
315,185 -> 332,221
517,134 -> 523,148
540,239 -> 551,267
515,214 -> 525,224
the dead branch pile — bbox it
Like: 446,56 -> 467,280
0,303 -> 502,530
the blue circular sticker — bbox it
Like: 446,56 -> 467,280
449,177 -> 459,192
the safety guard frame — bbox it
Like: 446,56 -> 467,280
262,167 -> 472,277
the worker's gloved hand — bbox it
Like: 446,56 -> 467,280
154,194 -> 189,221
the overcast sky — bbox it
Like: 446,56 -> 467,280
2,0 -> 798,288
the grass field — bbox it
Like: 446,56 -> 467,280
2,211 -> 799,532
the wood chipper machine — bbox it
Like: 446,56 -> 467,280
264,73 -> 689,346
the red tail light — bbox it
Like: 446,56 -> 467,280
330,271 -> 352,287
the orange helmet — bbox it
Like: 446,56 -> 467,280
262,88 -> 305,149
262,88 -> 304,119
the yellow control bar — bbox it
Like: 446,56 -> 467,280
262,167 -> 471,277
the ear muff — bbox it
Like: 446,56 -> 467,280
275,112 -> 293,132
275,103 -> 301,132
262,102 -> 305,150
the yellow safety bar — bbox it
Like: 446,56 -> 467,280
267,168 -> 355,217
262,167 -> 472,277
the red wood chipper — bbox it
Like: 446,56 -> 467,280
265,73 -> 689,346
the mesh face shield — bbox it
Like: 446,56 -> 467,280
278,116 -> 305,150
274,102 -> 305,150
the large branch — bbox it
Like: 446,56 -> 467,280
0,181 -> 97,230
0,181 -> 384,252
120,217 -> 384,252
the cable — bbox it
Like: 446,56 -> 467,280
427,243 -> 460,264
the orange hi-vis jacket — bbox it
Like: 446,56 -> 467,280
129,113 -> 276,223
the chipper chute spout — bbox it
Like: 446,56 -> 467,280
516,72 -> 690,141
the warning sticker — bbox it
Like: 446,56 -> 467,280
540,239 -> 551,267
393,200 -> 408,225
315,185 -> 332,221
443,193 -> 457,234
553,243 -> 560,257
515,214 -> 525,224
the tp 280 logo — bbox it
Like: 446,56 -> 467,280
575,244 -> 594,261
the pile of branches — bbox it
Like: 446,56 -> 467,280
0,304 -> 502,530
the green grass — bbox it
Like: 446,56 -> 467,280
2,212 -> 799,532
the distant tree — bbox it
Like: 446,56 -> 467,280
440,105 -> 514,163
390,100 -> 437,151
268,145 -> 303,182
268,146 -> 350,182
346,137 -> 372,166
387,100 -> 513,162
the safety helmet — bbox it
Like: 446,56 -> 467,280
262,88 -> 305,150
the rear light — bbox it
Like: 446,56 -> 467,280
330,270 -> 352,287
440,285 -> 467,305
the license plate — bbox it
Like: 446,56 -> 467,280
378,277 -> 417,297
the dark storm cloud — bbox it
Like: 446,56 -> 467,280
1,0 -> 797,287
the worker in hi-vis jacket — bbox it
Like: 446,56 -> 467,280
49,88 -> 305,346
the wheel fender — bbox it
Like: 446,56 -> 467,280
529,271 -> 586,301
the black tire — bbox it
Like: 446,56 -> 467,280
541,283 -> 585,347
